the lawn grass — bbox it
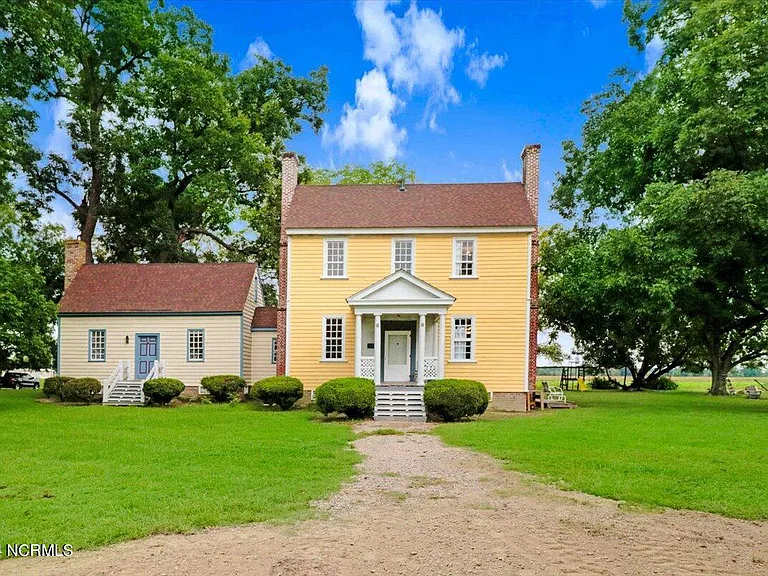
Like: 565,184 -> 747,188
0,390 -> 359,553
436,390 -> 768,520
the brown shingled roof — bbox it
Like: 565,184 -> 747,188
59,262 -> 257,314
251,306 -> 277,330
283,182 -> 535,230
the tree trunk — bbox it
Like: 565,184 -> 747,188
707,337 -> 734,396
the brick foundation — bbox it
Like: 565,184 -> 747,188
490,392 -> 529,412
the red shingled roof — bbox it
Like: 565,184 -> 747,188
251,306 -> 277,330
283,182 -> 535,230
59,263 -> 257,314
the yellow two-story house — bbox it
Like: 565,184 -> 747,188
276,145 -> 540,412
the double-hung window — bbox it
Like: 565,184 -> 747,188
453,238 -> 477,277
392,239 -> 414,273
323,316 -> 345,360
324,238 -> 347,278
451,317 -> 475,361
187,329 -> 205,362
88,329 -> 106,362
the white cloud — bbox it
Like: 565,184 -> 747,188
240,37 -> 274,69
325,0 -> 464,158
465,40 -> 507,87
644,34 -> 664,73
589,0 -> 608,8
322,69 -> 407,161
501,159 -> 521,182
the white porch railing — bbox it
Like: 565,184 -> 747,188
422,357 -> 439,381
102,360 -> 131,403
140,360 -> 167,404
360,356 -> 375,379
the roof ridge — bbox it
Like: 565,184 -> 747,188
297,181 -> 523,188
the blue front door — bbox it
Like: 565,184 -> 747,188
135,335 -> 159,379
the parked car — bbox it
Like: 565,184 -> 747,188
1,371 -> 40,389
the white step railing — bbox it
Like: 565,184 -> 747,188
102,360 -> 132,403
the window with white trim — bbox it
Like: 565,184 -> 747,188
392,239 -> 414,273
453,238 -> 476,277
451,317 -> 475,361
88,329 -> 106,362
323,316 -> 345,360
271,337 -> 277,364
187,329 -> 205,362
324,239 -> 346,277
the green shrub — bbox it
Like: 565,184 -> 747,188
143,377 -> 185,405
424,379 -> 489,422
249,376 -> 304,410
589,376 -> 619,390
43,376 -> 72,399
61,378 -> 102,403
315,377 -> 375,419
200,374 -> 245,402
645,376 -> 678,390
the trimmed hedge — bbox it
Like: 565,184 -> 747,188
315,377 -> 375,419
43,376 -> 73,399
61,378 -> 102,403
424,379 -> 489,422
144,377 -> 185,405
200,374 -> 245,402
249,376 -> 303,410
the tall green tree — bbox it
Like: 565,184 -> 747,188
16,0 -> 167,263
540,225 -> 690,388
547,0 -> 768,393
306,161 -> 416,185
0,200 -> 60,371
639,171 -> 768,395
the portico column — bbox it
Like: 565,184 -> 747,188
373,313 -> 381,385
418,313 -> 426,386
438,312 -> 446,378
354,313 -> 362,377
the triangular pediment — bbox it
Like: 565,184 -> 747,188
347,271 -> 455,307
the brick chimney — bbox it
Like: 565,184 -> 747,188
521,144 -> 540,394
64,239 -> 87,292
276,152 -> 299,376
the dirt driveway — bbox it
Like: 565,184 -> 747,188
7,422 -> 768,576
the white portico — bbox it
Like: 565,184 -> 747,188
346,270 -> 455,386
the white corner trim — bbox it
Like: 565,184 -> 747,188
285,236 -> 292,375
287,226 -> 535,236
523,232 -> 532,392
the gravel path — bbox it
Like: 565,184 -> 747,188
7,422 -> 767,576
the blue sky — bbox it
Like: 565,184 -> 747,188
34,0 -> 658,232
173,0 -> 655,227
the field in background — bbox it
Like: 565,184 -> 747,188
535,375 -> 766,393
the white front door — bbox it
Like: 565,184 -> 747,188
384,330 -> 411,382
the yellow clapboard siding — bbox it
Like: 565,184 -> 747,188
59,315 -> 242,387
251,331 -> 277,382
287,233 -> 530,392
